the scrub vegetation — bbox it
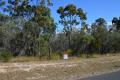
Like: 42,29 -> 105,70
0,0 -> 120,61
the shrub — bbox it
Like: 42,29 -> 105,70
51,53 -> 61,60
64,49 -> 73,56
0,51 -> 12,62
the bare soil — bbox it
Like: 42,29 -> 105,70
0,54 -> 120,80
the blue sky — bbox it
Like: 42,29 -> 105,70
50,0 -> 120,25
0,0 -> 120,31
1,0 -> 120,24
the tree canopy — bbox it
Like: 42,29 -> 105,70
0,1 -> 120,59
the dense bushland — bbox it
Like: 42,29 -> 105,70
0,0 -> 120,61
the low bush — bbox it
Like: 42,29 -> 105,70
0,50 -> 12,62
64,49 -> 73,56
51,53 -> 62,60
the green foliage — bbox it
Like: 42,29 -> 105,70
39,0 -> 53,6
33,5 -> 56,34
51,53 -> 61,60
81,35 -> 94,44
57,4 -> 86,48
65,49 -> 73,55
95,18 -> 107,27
112,17 -> 120,32
0,50 -> 12,62
57,4 -> 86,28
0,1 -> 5,7
0,0 -> 120,60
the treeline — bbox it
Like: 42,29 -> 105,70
0,0 -> 120,60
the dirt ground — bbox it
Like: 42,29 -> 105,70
0,54 -> 120,80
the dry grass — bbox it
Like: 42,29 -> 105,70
10,56 -> 40,62
0,54 -> 120,80
7,53 -> 120,62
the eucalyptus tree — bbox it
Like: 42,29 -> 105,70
95,18 -> 107,27
0,14 -> 21,54
57,4 -> 86,49
36,0 -> 53,6
0,0 -> 56,57
108,17 -> 120,52
32,1 -> 56,58
112,17 -> 120,32
91,18 -> 109,53
0,0 -> 5,8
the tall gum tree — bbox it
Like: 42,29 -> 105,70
57,4 -> 87,49
0,0 -> 56,56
